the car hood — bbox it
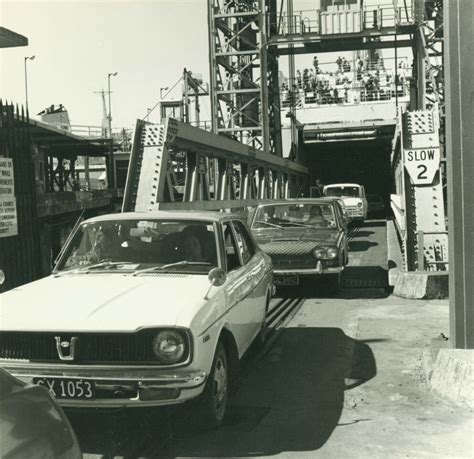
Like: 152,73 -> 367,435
0,273 -> 211,332
341,197 -> 363,206
253,228 -> 339,254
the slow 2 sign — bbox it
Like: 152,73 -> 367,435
403,147 -> 440,185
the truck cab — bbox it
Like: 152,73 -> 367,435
323,183 -> 368,222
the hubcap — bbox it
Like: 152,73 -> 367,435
213,353 -> 227,414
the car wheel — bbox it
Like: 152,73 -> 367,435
199,341 -> 228,428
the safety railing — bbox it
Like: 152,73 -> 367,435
281,82 -> 409,108
188,120 -> 213,132
268,3 -> 414,37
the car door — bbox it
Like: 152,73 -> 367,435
334,202 -> 349,265
360,186 -> 368,218
221,221 -> 256,355
232,220 -> 268,339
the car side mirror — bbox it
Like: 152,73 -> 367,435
204,267 -> 226,299
0,269 -> 5,286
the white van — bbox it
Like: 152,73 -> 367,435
323,183 -> 368,221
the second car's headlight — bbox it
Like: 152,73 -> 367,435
313,247 -> 338,259
312,248 -> 324,259
152,330 -> 186,364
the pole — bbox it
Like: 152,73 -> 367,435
183,68 -> 189,124
394,31 -> 398,107
107,74 -> 112,138
24,58 -> 29,114
445,0 -> 474,349
107,72 -> 117,189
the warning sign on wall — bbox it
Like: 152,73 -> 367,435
0,157 -> 18,238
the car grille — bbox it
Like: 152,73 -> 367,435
0,330 -> 189,365
271,254 -> 317,269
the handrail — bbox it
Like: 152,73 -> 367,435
267,3 -> 414,37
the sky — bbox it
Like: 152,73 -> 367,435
0,0 -> 211,128
0,0 -> 412,130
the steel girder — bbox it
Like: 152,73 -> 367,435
399,109 -> 447,271
208,0 -> 282,156
122,118 -> 307,212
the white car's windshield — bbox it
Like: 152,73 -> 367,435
57,219 -> 218,273
325,186 -> 360,197
252,203 -> 336,229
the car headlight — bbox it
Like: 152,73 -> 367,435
313,247 -> 338,259
312,248 -> 324,259
357,202 -> 363,208
152,330 -> 186,364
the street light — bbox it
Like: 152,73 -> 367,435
24,55 -> 35,114
107,71 -> 118,138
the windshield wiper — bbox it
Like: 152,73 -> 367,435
57,260 -> 131,275
279,222 -> 314,228
133,261 -> 211,276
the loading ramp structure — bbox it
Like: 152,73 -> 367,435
122,117 -> 308,213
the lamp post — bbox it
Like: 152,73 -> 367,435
107,72 -> 118,189
24,55 -> 35,115
107,72 -> 118,138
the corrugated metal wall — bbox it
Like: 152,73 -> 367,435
0,102 -> 42,292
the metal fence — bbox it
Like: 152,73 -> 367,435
0,101 -> 42,292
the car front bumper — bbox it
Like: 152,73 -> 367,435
274,262 -> 344,276
0,362 -> 207,408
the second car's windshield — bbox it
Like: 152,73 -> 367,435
325,187 -> 360,197
57,219 -> 218,273
252,204 -> 336,229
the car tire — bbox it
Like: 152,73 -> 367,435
198,340 -> 228,428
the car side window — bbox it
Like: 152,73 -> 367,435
232,221 -> 255,265
223,222 -> 241,272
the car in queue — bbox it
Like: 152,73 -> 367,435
0,368 -> 81,459
249,198 -> 349,291
0,211 -> 273,427
323,183 -> 368,222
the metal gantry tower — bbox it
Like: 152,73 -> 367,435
208,0 -> 282,156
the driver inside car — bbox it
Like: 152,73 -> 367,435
68,225 -> 122,266
307,205 -> 331,227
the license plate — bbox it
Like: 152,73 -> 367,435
33,377 -> 95,400
274,274 -> 299,285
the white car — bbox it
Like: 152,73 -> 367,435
323,183 -> 368,221
0,211 -> 273,427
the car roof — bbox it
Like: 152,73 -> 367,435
82,210 -> 243,224
256,198 -> 337,206
324,183 -> 363,188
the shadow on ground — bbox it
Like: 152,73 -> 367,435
68,328 -> 376,457
275,267 -> 390,299
348,240 -> 379,252
350,230 -> 375,238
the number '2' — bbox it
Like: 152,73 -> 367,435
417,164 -> 428,180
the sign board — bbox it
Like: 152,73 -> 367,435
0,157 -> 18,237
403,147 -> 440,185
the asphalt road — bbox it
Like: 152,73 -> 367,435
69,219 -> 473,458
